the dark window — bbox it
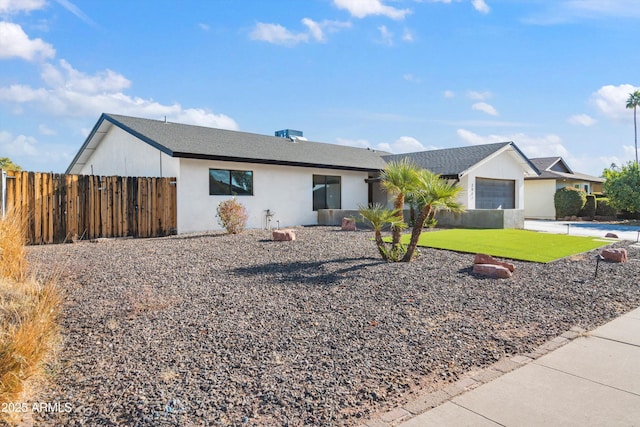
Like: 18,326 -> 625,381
476,178 -> 515,209
209,169 -> 253,195
313,175 -> 341,210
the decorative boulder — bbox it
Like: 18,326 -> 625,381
605,233 -> 619,239
601,248 -> 627,263
273,229 -> 296,241
341,217 -> 357,231
473,264 -> 512,279
473,253 -> 515,272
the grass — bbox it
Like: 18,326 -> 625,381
0,212 -> 59,424
397,228 -> 613,263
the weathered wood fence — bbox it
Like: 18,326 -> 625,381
1,170 -> 177,244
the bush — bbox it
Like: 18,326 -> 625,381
595,197 -> 617,217
216,198 -> 248,234
554,187 -> 586,218
579,195 -> 597,218
603,162 -> 640,213
0,211 -> 59,421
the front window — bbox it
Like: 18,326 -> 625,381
313,175 -> 341,210
209,169 -> 253,195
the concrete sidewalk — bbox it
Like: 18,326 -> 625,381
525,219 -> 640,242
398,307 -> 640,427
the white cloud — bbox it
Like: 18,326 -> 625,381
0,0 -> 46,14
402,28 -> 414,42
403,74 -> 421,83
0,22 -> 55,61
568,114 -> 596,126
443,90 -> 455,98
38,124 -> 56,135
467,90 -> 492,100
425,0 -> 490,14
377,25 -> 394,45
591,84 -> 639,121
54,0 -> 97,27
0,132 -> 39,157
336,135 -> 437,154
333,0 -> 411,20
41,60 -> 131,93
249,22 -> 309,46
0,60 -> 239,130
457,129 -> 569,158
250,19 -> 350,46
472,102 -> 499,116
471,0 -> 490,14
198,23 -> 210,31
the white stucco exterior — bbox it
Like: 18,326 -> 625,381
524,179 -> 556,219
457,148 -> 528,209
176,158 -> 369,233
77,125 -> 179,178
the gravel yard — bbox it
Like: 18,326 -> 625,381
26,227 -> 640,426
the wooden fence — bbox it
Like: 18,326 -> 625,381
1,170 -> 177,244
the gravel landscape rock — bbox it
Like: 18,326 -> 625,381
25,227 -> 640,426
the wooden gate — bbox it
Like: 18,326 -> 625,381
1,170 -> 177,244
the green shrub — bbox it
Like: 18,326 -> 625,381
554,187 -> 586,218
216,198 -> 248,234
595,197 -> 617,217
579,195 -> 596,218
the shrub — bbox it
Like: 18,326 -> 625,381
579,195 -> 597,218
554,187 -> 586,218
603,162 -> 640,213
216,198 -> 248,234
0,211 -> 59,421
595,197 -> 617,217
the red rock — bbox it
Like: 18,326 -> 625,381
473,253 -> 515,272
605,233 -> 619,239
601,248 -> 627,263
473,264 -> 512,279
272,229 -> 296,241
341,217 -> 356,231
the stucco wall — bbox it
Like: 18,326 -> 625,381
524,179 -> 556,219
77,125 -> 179,178
177,158 -> 370,233
459,149 -> 527,209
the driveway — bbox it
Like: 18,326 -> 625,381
525,219 -> 640,242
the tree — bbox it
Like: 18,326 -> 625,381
626,90 -> 640,166
401,170 -> 464,262
0,157 -> 22,171
379,159 -> 419,253
602,161 -> 640,213
358,203 -> 407,261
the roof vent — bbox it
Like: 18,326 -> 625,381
275,129 -> 304,139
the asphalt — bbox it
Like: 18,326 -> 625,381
393,221 -> 640,427
399,306 -> 640,426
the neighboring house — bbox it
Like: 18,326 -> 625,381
67,114 -> 539,233
524,157 -> 605,220
385,142 -> 539,210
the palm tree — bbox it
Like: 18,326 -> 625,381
379,159 -> 419,249
626,90 -> 640,166
358,203 -> 406,261
401,170 -> 464,262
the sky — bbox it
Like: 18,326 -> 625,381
1,0 -> 639,176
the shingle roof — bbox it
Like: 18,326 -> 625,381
382,142 -> 538,177
67,113 -> 389,173
527,157 -> 604,183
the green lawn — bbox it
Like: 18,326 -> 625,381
396,229 -> 613,263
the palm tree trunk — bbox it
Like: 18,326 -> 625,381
391,195 -> 405,247
374,229 -> 388,261
401,204 -> 432,262
635,105 -> 638,166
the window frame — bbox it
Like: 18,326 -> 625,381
209,168 -> 253,196
312,174 -> 341,211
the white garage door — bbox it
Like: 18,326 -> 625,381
476,178 -> 515,209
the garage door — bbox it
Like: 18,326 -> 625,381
476,178 -> 515,209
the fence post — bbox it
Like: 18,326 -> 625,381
1,169 -> 6,218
